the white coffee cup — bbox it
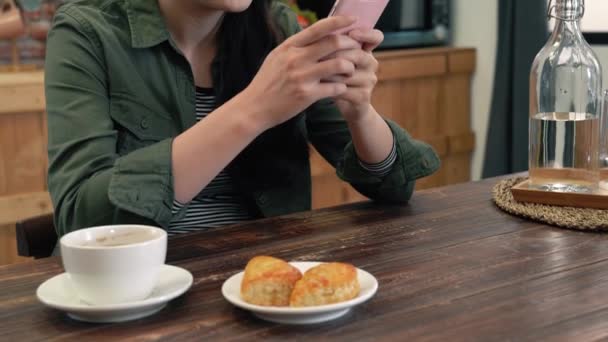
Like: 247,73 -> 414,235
60,225 -> 167,305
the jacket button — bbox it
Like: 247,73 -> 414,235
140,119 -> 149,130
258,194 -> 269,205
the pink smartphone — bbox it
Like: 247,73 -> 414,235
329,0 -> 390,34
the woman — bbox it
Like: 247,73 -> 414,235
46,0 -> 439,237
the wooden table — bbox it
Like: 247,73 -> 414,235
2,177 -> 608,340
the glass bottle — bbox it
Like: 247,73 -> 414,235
529,0 -> 602,193
601,90 -> 608,191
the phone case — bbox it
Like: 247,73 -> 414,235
329,0 -> 390,34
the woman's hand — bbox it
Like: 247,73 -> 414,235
240,16 -> 363,132
332,29 -> 384,123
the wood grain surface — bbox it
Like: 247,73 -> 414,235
0,71 -> 47,265
0,191 -> 53,226
2,177 -> 607,341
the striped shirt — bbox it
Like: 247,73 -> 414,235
169,88 -> 397,236
169,88 -> 255,235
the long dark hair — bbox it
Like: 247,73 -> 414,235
214,0 -> 280,105
213,0 -> 309,188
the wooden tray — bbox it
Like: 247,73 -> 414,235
511,180 -> 608,210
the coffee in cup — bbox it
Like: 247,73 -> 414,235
60,225 -> 167,305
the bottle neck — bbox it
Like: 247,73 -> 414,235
554,0 -> 584,20
551,19 -> 585,42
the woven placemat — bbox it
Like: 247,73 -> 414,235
493,177 -> 608,231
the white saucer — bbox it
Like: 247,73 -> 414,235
37,265 -> 193,323
222,261 -> 378,325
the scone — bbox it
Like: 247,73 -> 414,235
289,262 -> 360,307
240,256 -> 302,306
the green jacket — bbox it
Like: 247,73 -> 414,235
46,0 -> 440,237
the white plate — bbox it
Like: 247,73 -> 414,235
37,265 -> 193,323
221,261 -> 378,325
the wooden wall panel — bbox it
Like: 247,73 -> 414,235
441,68 -> 475,185
371,81 -> 401,123
344,185 -> 367,204
311,174 -> 346,210
0,82 -> 45,114
377,54 -> 446,81
0,113 -> 47,194
0,71 -> 46,266
441,75 -> 471,138
399,77 -> 445,189
406,78 -> 442,139
0,191 -> 52,226
311,47 -> 476,207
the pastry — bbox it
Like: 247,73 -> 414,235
240,256 -> 302,306
289,262 -> 360,307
